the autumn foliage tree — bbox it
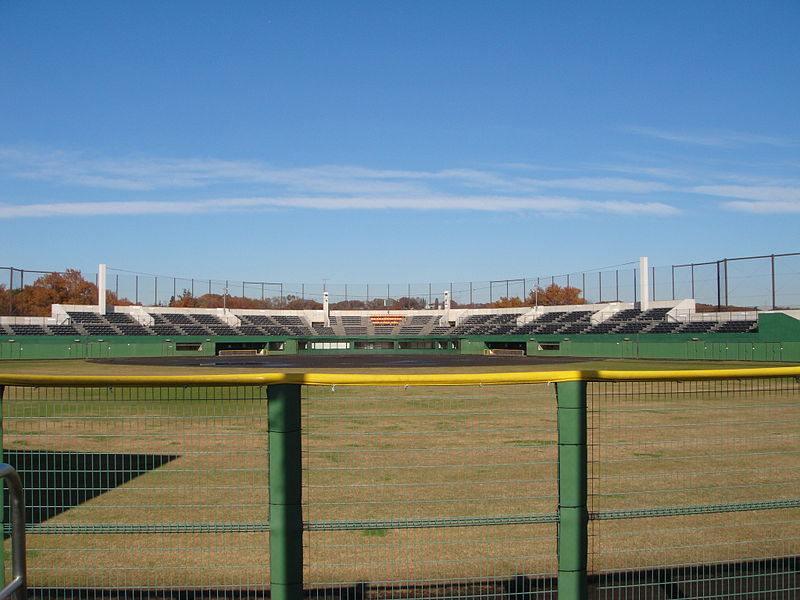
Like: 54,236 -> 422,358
491,296 -> 528,308
528,283 -> 586,306
391,296 -> 426,310
330,300 -> 367,310
0,269 -> 132,316
490,283 -> 586,308
168,292 -> 322,310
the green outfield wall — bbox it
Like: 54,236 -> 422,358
1,313 -> 799,362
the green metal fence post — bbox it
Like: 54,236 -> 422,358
556,380 -> 588,600
268,383 -> 303,600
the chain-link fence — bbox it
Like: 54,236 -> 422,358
1,384 -> 270,596
0,369 -> 798,599
302,383 -> 559,599
588,378 -> 800,598
4,254 -> 800,309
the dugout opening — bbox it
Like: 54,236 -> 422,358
486,341 -> 526,353
214,342 -> 268,355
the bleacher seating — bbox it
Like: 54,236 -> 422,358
340,316 -> 365,325
0,305 -> 761,338
116,324 -> 153,335
561,311 -> 592,322
507,310 -> 595,335
647,322 -> 682,334
163,314 -> 193,324
370,314 -> 406,327
344,326 -> 368,335
397,327 -> 422,335
614,322 -> 650,334
240,326 -> 265,335
151,325 -> 182,336
560,323 -> 590,334
207,326 -> 239,336
83,324 -> 118,336
48,325 -> 80,336
104,313 -> 136,323
182,325 -> 210,336
678,322 -> 718,334
10,324 -> 47,335
639,307 -> 672,320
609,308 -> 642,322
536,312 -> 566,323
241,315 -> 272,325
67,311 -> 103,323
715,320 -> 757,333
192,314 -> 224,325
274,315 -> 306,325
450,313 -> 524,335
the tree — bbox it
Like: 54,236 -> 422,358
366,298 -> 388,309
285,296 -> 323,310
492,296 -> 528,308
330,300 -> 366,310
9,270 -> 96,316
0,285 -> 14,315
391,296 -> 425,310
528,283 -> 586,306
186,293 -> 270,309
1,270 -> 136,316
170,290 -> 198,308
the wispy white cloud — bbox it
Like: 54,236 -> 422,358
4,134 -> 800,218
0,147 -> 676,195
626,126 -> 791,148
724,200 -> 800,213
0,195 -> 679,219
0,145 -> 683,218
519,177 -> 671,193
693,184 -> 800,203
686,181 -> 800,214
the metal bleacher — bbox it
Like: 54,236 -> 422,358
1,304 -> 761,338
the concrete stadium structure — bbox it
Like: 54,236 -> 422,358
2,258 -> 800,362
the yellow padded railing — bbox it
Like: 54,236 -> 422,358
1,365 -> 800,387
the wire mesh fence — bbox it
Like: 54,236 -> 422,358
0,371 -> 797,599
4,253 -> 800,309
301,383 -> 559,599
1,384 -> 270,596
587,378 -> 800,598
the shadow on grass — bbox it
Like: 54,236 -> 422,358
2,449 -> 179,534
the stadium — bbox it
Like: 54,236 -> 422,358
4,3 -> 799,598
2,255 -> 800,364
0,255 -> 798,600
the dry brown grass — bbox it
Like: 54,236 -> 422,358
0,376 -> 797,590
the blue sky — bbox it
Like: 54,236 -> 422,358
2,1 -> 799,290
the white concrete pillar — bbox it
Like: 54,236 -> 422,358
323,291 -> 330,327
639,256 -> 650,311
98,263 -> 107,314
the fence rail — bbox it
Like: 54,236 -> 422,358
0,367 -> 798,599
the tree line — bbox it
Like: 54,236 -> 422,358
1,270 -> 585,316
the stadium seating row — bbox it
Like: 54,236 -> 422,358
0,308 -> 759,337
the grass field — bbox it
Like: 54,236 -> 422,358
0,358 -> 798,594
